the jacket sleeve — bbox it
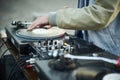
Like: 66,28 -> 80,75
48,0 -> 120,30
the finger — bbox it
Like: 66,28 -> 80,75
27,25 -> 34,31
27,23 -> 38,31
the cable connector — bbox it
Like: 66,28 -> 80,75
26,58 -> 36,64
25,64 -> 33,69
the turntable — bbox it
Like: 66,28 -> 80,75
5,21 -> 65,54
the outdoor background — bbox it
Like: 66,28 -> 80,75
0,0 -> 77,34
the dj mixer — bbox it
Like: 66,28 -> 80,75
5,21 -> 120,80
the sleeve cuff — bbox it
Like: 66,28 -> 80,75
48,12 -> 57,26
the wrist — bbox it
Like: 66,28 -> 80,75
48,12 -> 57,26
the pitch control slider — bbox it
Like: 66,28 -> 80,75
64,54 -> 120,67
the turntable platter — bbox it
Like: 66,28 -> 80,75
16,27 -> 65,40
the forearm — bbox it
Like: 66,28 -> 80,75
48,0 -> 120,30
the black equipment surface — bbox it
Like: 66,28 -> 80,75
34,57 -> 120,80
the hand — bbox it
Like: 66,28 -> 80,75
27,15 -> 51,30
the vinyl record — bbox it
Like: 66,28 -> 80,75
16,27 -> 65,40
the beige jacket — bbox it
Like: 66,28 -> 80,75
49,0 -> 120,30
